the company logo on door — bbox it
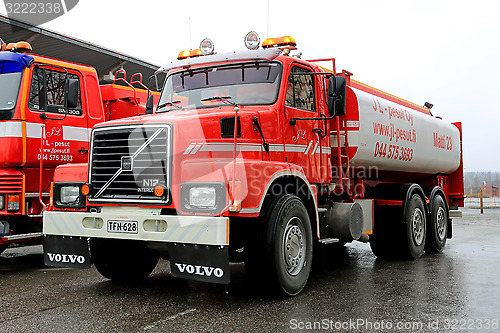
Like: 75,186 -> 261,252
5,0 -> 79,27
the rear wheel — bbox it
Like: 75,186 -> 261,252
425,195 -> 448,253
90,238 -> 159,281
370,206 -> 399,259
369,234 -> 391,259
403,194 -> 426,259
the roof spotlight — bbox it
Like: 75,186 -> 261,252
244,31 -> 260,50
424,102 -> 434,109
199,38 -> 215,56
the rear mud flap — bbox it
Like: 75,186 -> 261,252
169,244 -> 230,284
42,235 -> 91,268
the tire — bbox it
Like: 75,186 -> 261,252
369,206 -> 399,259
425,195 -> 448,253
245,194 -> 313,296
90,238 -> 159,281
369,234 -> 391,259
403,194 -> 426,259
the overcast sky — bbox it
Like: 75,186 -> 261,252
2,0 -> 499,172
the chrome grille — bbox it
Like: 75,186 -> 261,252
89,124 -> 171,203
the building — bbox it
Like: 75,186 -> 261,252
482,184 -> 500,197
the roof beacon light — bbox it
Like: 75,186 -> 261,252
199,38 -> 215,56
0,37 -> 6,51
177,49 -> 203,60
5,41 -> 32,53
261,35 -> 297,49
244,31 -> 260,50
15,41 -> 32,53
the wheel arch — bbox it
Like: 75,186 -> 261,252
259,172 -> 319,238
368,182 -> 428,218
401,183 -> 428,216
423,186 -> 449,212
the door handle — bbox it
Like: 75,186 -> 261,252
79,149 -> 89,154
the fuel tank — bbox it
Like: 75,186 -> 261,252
332,86 -> 461,176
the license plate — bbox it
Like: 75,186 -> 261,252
107,220 -> 138,234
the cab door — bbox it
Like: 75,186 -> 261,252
283,64 -> 325,183
24,65 -> 89,170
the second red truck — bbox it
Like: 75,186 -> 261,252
0,39 -> 158,252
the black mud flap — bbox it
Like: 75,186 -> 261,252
42,235 -> 91,269
169,244 -> 230,284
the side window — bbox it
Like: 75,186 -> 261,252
29,66 -> 82,114
285,66 -> 315,112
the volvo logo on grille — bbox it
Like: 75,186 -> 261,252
121,156 -> 133,171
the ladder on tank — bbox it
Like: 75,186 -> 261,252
307,58 -> 352,193
331,115 -> 350,193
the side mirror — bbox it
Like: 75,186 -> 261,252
145,94 -> 154,114
327,76 -> 346,117
65,78 -> 79,109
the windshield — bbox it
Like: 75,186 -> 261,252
0,72 -> 22,111
158,61 -> 282,111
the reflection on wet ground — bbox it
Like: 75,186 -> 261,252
0,208 -> 499,332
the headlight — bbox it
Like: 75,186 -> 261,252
181,182 -> 226,213
53,182 -> 87,209
0,195 -> 4,210
189,187 -> 216,208
60,186 -> 80,204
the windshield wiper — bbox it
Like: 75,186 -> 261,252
157,100 -> 183,112
201,95 -> 238,107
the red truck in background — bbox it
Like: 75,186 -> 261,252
0,39 -> 159,252
43,32 -> 464,296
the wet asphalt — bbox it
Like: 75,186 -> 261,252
0,208 -> 499,333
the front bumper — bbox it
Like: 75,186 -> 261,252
43,207 -> 229,246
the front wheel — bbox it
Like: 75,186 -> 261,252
259,195 -> 313,296
90,238 -> 159,281
0,244 -> 7,255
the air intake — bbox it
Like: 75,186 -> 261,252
220,116 -> 241,138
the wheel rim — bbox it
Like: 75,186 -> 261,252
282,217 -> 306,276
411,208 -> 425,246
436,207 -> 446,240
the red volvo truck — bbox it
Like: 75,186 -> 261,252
0,39 -> 158,253
42,32 -> 463,296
